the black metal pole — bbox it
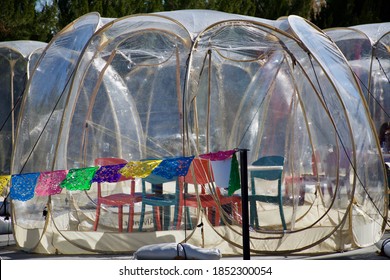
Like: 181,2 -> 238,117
239,149 -> 250,260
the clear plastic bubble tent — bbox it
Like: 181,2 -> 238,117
0,40 -> 46,176
5,10 -> 389,256
0,41 -> 46,235
325,23 -> 390,138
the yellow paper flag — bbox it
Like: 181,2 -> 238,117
0,175 -> 11,196
119,160 -> 162,178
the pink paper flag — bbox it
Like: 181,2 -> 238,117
35,170 -> 68,196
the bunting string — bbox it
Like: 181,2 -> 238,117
4,150 -> 241,201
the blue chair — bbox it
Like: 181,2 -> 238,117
138,174 -> 183,231
249,156 -> 286,230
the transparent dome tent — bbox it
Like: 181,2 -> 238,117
325,23 -> 390,138
0,40 -> 46,233
0,40 -> 46,177
8,10 -> 388,256
9,12 -> 104,251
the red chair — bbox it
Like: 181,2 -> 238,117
179,158 -> 241,226
93,157 -> 142,232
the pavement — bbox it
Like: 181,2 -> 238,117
0,230 -> 389,260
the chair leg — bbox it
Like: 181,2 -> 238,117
220,202 -> 237,225
94,204 -> 101,231
277,192 -> 287,230
163,206 -> 171,230
185,207 -> 192,229
174,203 -> 183,230
250,199 -> 259,229
139,203 -> 146,232
154,206 -> 162,231
207,208 -> 213,224
278,202 -> 286,231
118,205 -> 123,232
128,203 -> 134,232
236,201 -> 242,223
214,207 -> 220,226
206,207 -> 220,226
203,207 -> 215,225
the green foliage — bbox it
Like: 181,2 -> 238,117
0,0 -> 389,42
312,0 -> 390,29
290,0 -> 314,19
0,0 -> 37,41
33,3 -> 59,41
216,0 -> 257,16
254,0 -> 291,19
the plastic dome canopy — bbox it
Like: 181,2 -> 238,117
12,13 -> 103,175
186,15 -> 387,251
9,13 -> 102,250
10,10 -> 387,256
325,23 -> 390,136
0,40 -> 46,176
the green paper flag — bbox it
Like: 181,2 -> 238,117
228,153 -> 240,196
60,166 -> 99,191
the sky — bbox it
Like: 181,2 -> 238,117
35,0 -> 53,12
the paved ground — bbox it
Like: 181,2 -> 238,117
1,231 -> 389,260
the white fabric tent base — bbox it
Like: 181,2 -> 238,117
12,208 -> 372,256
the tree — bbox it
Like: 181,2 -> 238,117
313,0 -> 390,29
0,0 -> 389,42
216,0 -> 257,16
101,0 -> 141,18
33,2 -> 59,41
0,0 -> 37,41
55,0 -> 89,28
254,0 -> 291,19
290,0 -> 314,19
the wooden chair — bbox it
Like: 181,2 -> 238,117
93,157 -> 142,232
324,148 -> 352,199
138,174 -> 184,231
249,155 -> 286,230
179,158 -> 242,226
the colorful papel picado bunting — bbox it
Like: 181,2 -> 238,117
5,150 -> 240,201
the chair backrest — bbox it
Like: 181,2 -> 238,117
325,148 -> 351,173
142,173 -> 181,195
94,157 -> 127,166
94,157 -> 133,196
94,157 -> 129,182
180,158 -> 216,195
182,158 -> 214,185
250,155 -> 284,194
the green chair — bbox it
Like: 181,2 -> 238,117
138,174 -> 183,231
249,155 -> 286,230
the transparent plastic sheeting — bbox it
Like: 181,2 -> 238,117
325,23 -> 390,136
0,40 -> 47,175
7,10 -> 388,256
